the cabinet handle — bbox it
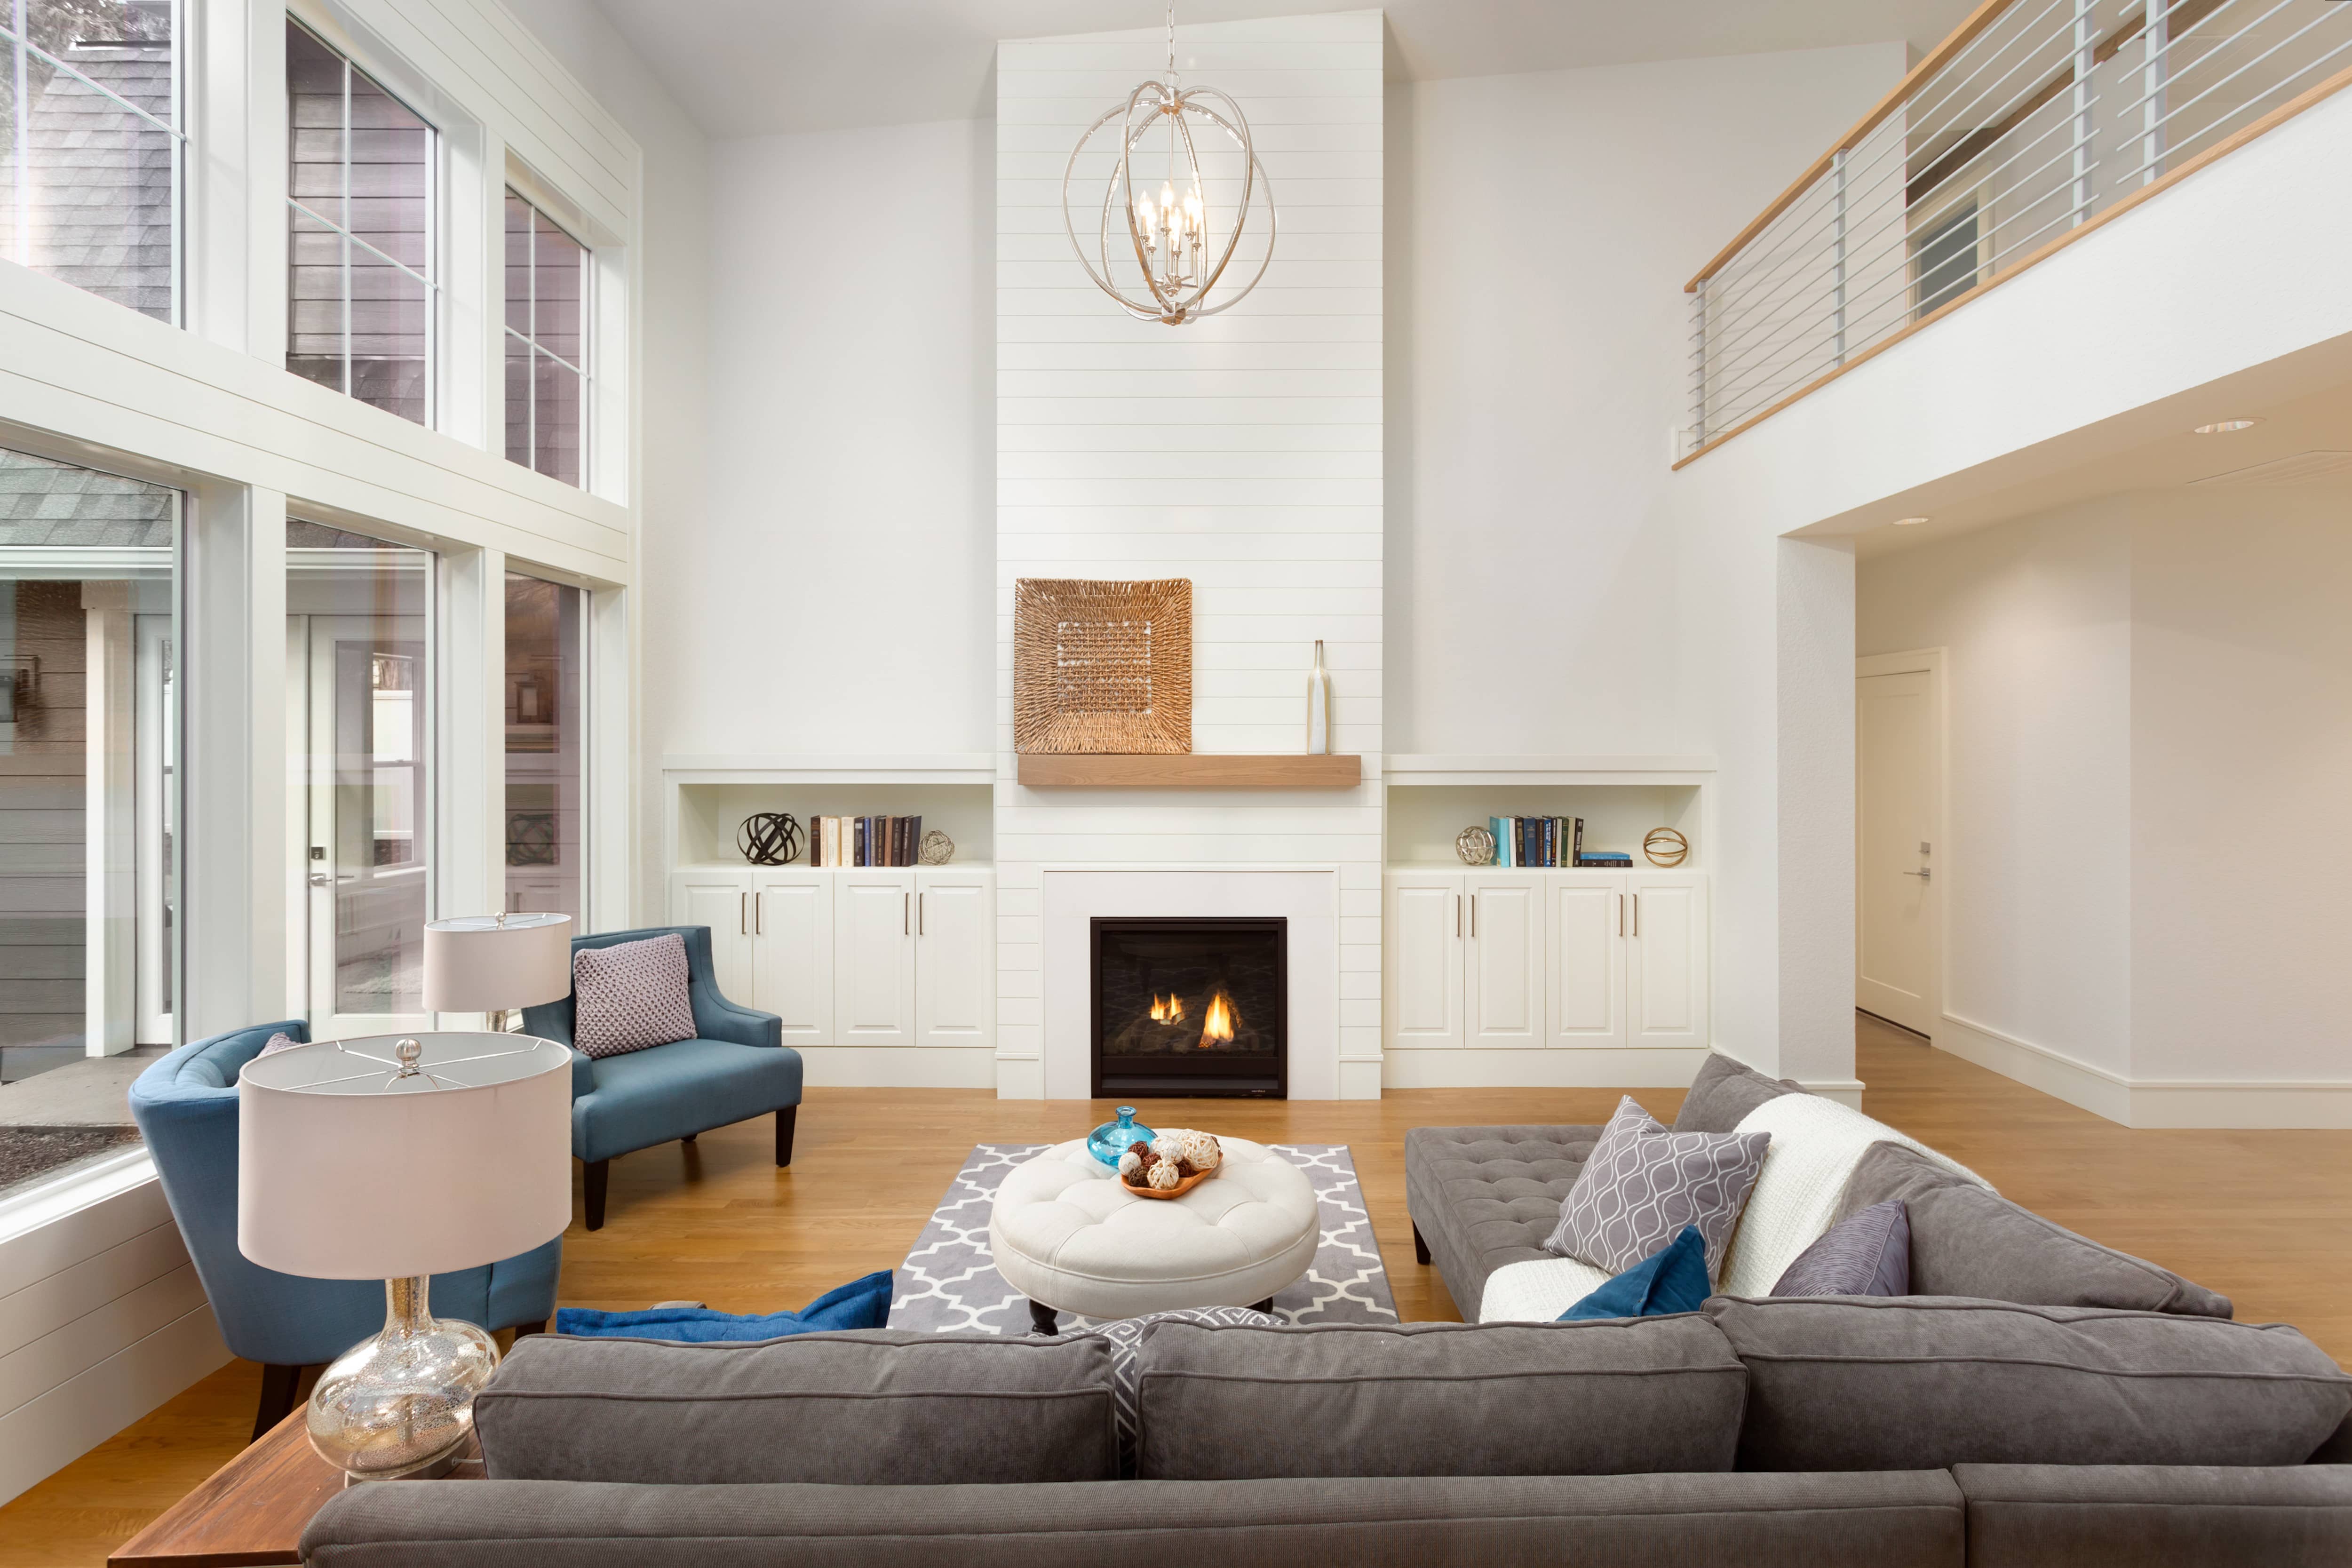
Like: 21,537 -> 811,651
1632,892 -> 1640,937
920,892 -> 927,937
904,891 -> 911,936
1469,893 -> 1476,939
1618,893 -> 1624,936
755,892 -> 764,937
1454,893 -> 1461,938
741,891 -> 749,935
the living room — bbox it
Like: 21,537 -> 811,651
3,0 -> 2351,1562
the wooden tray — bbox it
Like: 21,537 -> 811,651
1120,1168 -> 1213,1200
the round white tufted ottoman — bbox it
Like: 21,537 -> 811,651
988,1137 -> 1320,1332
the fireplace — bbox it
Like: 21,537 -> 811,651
1090,917 -> 1287,1098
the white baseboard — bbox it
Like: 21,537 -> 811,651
1380,1046 -> 1708,1090
1796,1078 -> 1866,1108
994,1056 -> 1046,1099
1933,1012 -> 2352,1128
795,1046 -> 996,1090
1336,1058 -> 1383,1100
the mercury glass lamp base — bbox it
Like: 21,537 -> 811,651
308,1276 -> 498,1484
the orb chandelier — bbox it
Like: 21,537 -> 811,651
1062,3 -> 1277,326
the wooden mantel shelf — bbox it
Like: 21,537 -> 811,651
1017,753 -> 1361,789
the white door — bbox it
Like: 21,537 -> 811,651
834,871 -> 916,1044
1627,873 -> 1710,1046
1464,873 -> 1544,1047
1857,653 -> 1942,1035
751,872 -> 832,1044
670,870 -> 753,1004
1383,874 -> 1462,1049
1547,876 -> 1625,1048
915,869 -> 994,1047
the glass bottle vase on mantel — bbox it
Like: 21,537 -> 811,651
1088,1106 -> 1156,1168
1305,639 -> 1330,754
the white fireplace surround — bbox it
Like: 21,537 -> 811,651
1041,868 -> 1341,1101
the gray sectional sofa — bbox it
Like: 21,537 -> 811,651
300,1053 -> 2352,1566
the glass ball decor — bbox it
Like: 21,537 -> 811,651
1087,1106 -> 1156,1169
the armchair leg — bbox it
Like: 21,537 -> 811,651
584,1158 -> 610,1231
1413,1222 -> 1431,1266
513,1320 -> 550,1339
775,1105 -> 797,1168
254,1363 -> 304,1443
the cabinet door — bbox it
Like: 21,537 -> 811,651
670,870 -> 753,1004
752,873 -> 833,1045
1383,874 -> 1463,1049
834,871 -> 917,1043
915,870 -> 994,1047
1548,876 -> 1626,1048
1464,873 -> 1544,1047
1628,874 -> 1710,1047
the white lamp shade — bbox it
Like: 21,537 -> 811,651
423,914 -> 573,1013
238,1033 -> 572,1280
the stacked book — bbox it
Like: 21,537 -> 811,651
808,815 -> 923,868
1486,816 -> 1633,869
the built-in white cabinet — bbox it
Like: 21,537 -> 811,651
666,868 -> 994,1050
1384,870 -> 1708,1052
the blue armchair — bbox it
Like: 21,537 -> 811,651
522,925 -> 802,1231
128,1020 -> 562,1441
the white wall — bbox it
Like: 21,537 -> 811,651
1859,501 -> 2136,1088
1389,45 -> 1905,756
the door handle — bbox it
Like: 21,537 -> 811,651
1901,868 -> 1932,882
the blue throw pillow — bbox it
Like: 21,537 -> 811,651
1558,1225 -> 1711,1322
556,1270 -> 893,1341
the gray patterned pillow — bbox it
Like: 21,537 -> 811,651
1771,1198 -> 1909,1297
572,933 -> 698,1059
1543,1096 -> 1769,1283
1072,1306 -> 1280,1477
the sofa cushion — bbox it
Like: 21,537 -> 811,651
1673,1051 -> 1805,1133
1717,1093 -> 1986,1298
1545,1097 -> 1768,1282
1954,1464 -> 2352,1568
1771,1199 -> 1910,1297
1404,1123 -> 1600,1319
572,932 -> 697,1058
1063,1305 -> 1279,1477
1135,1316 -> 1747,1480
571,1036 -> 803,1164
1836,1141 -> 2233,1317
1708,1295 -> 2352,1472
476,1330 -> 1118,1485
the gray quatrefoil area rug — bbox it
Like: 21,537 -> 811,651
889,1143 -> 1400,1335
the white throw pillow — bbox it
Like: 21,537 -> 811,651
572,933 -> 698,1059
1715,1093 -> 1990,1299
1477,1256 -> 1617,1323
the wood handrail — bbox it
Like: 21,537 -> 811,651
1685,0 -> 2027,292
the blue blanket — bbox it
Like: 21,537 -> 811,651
556,1269 -> 893,1341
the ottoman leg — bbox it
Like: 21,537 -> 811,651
1250,1297 -> 1274,1314
1027,1299 -> 1061,1336
1414,1222 -> 1431,1266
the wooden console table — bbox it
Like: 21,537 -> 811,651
110,1412 -> 479,1567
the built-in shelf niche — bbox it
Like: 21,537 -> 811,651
673,781 -> 995,869
1385,783 -> 1705,870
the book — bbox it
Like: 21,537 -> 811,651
908,814 -> 922,867
854,817 -> 867,867
810,815 -> 824,867
1489,816 -> 1511,868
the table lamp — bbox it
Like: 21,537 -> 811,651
423,912 -> 573,1032
239,1032 -> 571,1482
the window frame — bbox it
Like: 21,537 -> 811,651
0,0 -> 188,325
501,186 -> 593,487
284,15 -> 442,427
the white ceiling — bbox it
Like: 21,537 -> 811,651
587,0 -> 1975,141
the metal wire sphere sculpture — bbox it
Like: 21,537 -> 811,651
1063,3 -> 1276,326
738,812 -> 803,867
1456,825 -> 1497,867
918,828 -> 955,866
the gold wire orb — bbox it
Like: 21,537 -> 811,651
1456,825 -> 1496,866
1644,828 -> 1690,868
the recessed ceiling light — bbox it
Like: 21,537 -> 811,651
2193,418 -> 2262,434
1891,516 -> 1930,526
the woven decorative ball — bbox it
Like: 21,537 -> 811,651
918,828 -> 955,866
738,812 -> 803,867
1644,827 -> 1690,868
1455,825 -> 1496,866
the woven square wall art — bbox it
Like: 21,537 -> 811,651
1013,578 -> 1192,754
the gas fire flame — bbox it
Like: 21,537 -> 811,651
1200,990 -> 1236,1047
1149,993 -> 1185,1024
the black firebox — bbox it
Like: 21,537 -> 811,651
1089,917 -> 1286,1099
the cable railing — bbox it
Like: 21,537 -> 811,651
1681,0 -> 2352,462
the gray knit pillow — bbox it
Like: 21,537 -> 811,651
572,934 -> 697,1059
1771,1199 -> 1910,1298
1544,1096 -> 1770,1283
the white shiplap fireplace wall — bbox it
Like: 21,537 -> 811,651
994,12 -> 1383,1100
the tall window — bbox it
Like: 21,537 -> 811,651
286,21 -> 434,425
503,190 -> 587,485
0,449 -> 177,1127
0,0 -> 182,322
287,519 -> 431,1033
503,571 -> 582,921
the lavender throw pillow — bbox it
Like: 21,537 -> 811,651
572,934 -> 697,1059
1770,1199 -> 1911,1298
1544,1096 -> 1770,1284
256,1031 -> 304,1059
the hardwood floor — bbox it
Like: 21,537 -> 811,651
9,1018 -> 2350,1564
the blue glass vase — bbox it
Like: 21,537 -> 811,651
1087,1106 -> 1155,1168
